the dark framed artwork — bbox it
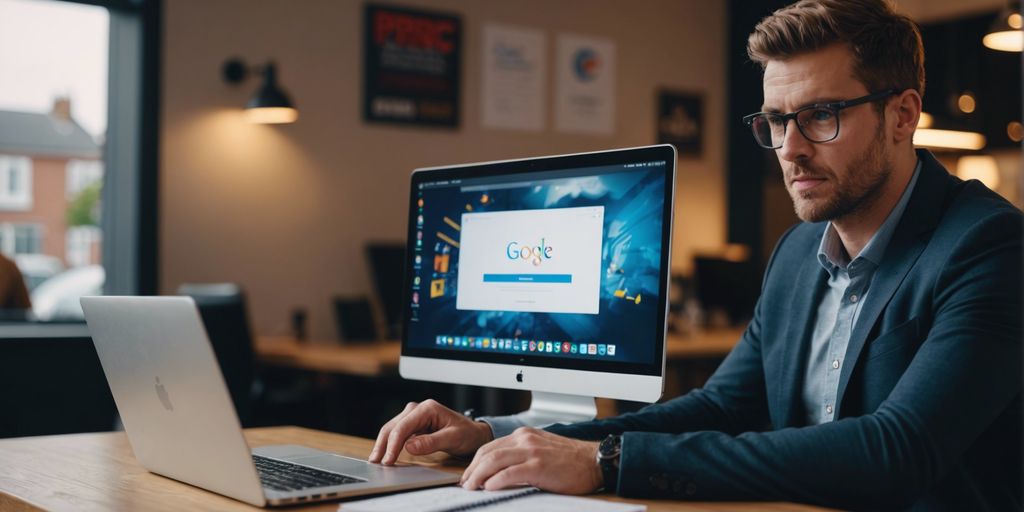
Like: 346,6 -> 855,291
657,90 -> 703,156
363,3 -> 462,128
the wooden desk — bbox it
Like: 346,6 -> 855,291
256,337 -> 401,377
255,328 -> 745,378
0,426 -> 827,511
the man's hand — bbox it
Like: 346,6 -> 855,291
369,399 -> 494,465
460,427 -> 603,495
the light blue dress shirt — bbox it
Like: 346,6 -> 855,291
481,159 -> 923,436
801,159 -> 921,424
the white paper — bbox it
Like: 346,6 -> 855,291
481,24 -> 546,131
555,34 -> 616,135
338,485 -> 645,512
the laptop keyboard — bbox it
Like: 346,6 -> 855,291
253,454 -> 365,492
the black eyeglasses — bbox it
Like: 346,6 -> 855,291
742,89 -> 898,149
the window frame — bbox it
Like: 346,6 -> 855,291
0,0 -> 160,335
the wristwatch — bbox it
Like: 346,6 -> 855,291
596,434 -> 622,493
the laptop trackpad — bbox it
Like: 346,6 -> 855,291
253,445 -> 429,480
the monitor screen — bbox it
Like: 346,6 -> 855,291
402,146 -> 674,378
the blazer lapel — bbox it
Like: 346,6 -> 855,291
774,226 -> 829,429
834,151 -> 951,413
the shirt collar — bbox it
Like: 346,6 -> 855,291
817,158 -> 922,276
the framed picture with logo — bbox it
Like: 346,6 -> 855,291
657,90 -> 703,156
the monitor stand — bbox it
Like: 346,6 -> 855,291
509,391 -> 597,427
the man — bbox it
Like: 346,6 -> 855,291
370,0 -> 1023,509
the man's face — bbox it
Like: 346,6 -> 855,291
762,44 -> 893,223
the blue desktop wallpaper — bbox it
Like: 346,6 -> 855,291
407,166 -> 667,367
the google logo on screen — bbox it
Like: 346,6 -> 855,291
506,239 -> 554,266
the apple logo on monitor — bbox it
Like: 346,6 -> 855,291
516,371 -> 524,383
155,376 -> 174,411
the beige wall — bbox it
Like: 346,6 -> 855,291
161,0 -> 727,340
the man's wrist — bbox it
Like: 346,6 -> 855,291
596,434 -> 622,493
473,418 -> 495,447
590,442 -> 604,491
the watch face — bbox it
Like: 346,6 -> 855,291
599,434 -> 622,457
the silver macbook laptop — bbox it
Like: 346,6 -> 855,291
82,296 -> 459,507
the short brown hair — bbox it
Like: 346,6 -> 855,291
747,0 -> 925,98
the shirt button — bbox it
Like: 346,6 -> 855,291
849,294 -> 858,303
832,359 -> 840,369
826,405 -> 833,414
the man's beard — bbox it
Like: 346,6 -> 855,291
786,125 -> 892,223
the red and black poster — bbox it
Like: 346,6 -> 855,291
363,4 -> 462,128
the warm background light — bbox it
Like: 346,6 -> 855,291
1008,121 -> 1024,142
983,6 -> 1023,52
1010,12 -> 1023,29
244,106 -> 298,124
914,129 -> 986,150
917,112 -> 933,128
957,92 -> 976,113
956,155 -> 1001,190
983,30 -> 1023,51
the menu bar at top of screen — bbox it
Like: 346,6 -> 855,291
418,160 -> 666,191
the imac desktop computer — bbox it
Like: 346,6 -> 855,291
399,145 -> 676,426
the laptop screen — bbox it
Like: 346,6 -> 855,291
402,145 -> 675,376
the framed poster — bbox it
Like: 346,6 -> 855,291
481,23 -> 546,131
555,33 -> 616,135
363,4 -> 462,128
657,90 -> 703,156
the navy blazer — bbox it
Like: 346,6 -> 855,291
547,150 -> 1022,511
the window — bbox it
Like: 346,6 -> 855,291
66,159 -> 104,199
0,223 -> 41,255
66,225 -> 101,268
14,224 -> 41,255
0,0 -> 159,328
0,155 -> 33,211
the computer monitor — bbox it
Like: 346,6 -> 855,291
399,145 -> 676,425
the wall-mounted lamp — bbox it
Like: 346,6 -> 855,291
222,58 -> 299,124
983,2 -> 1022,52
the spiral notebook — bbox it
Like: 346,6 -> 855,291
337,486 -> 645,512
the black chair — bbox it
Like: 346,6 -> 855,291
693,256 -> 760,325
178,283 -> 256,426
332,295 -> 379,342
365,243 -> 405,339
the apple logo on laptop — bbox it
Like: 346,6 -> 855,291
155,377 -> 174,411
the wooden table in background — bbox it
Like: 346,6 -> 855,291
256,337 -> 402,377
0,426 -> 829,511
255,328 -> 746,419
254,327 -> 746,378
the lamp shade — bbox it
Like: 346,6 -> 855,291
983,3 -> 1023,52
245,64 -> 298,124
